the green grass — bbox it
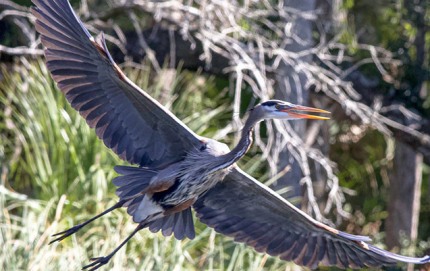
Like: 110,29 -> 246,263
0,59 -> 297,271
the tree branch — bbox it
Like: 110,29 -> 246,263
112,26 -> 430,166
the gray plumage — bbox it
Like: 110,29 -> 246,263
31,0 -> 430,270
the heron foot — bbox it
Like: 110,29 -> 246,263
50,224 -> 84,244
82,256 -> 111,271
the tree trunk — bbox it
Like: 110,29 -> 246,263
272,0 -> 316,201
386,141 -> 422,262
385,3 -> 427,269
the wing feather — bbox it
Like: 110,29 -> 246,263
266,232 -> 288,256
194,167 -> 430,269
301,236 -> 318,267
32,0 -> 202,167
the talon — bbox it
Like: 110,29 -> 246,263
82,256 -> 110,271
49,224 -> 83,244
82,261 -> 97,270
52,230 -> 66,237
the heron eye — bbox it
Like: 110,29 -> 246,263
275,104 -> 281,109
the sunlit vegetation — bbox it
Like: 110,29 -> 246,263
0,59 -> 300,271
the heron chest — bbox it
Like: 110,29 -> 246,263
177,165 -> 230,196
154,142 -> 231,206
156,163 -> 231,206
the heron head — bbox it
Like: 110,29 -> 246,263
255,100 -> 330,120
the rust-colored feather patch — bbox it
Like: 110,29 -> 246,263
89,36 -> 126,80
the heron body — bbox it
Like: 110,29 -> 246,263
115,105 -> 267,236
119,138 -> 232,229
31,0 -> 430,270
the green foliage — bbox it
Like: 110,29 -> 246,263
330,122 -> 430,252
337,1 -> 430,245
331,128 -> 390,222
341,0 -> 430,113
8,0 -> 32,6
0,59 -> 296,270
0,60 -> 118,201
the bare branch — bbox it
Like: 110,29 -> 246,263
0,45 -> 43,56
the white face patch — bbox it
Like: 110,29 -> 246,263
264,111 -> 294,120
261,102 -> 295,120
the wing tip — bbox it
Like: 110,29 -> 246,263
368,244 -> 430,265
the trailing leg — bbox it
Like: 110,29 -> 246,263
50,200 -> 126,244
82,222 -> 146,271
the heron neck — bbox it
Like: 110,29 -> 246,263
214,115 -> 260,171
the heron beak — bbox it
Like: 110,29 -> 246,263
280,105 -> 331,120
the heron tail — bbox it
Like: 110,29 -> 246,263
147,208 -> 195,240
113,166 -> 196,240
113,165 -> 158,199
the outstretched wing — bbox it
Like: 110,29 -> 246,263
32,0 -> 202,167
194,167 -> 430,269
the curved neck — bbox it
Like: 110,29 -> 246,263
212,113 -> 261,172
229,117 -> 258,163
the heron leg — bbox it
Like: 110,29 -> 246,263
82,222 -> 146,271
50,200 -> 126,244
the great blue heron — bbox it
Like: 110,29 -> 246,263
32,0 -> 429,270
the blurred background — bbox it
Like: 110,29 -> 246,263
0,0 -> 429,270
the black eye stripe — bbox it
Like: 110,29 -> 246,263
261,101 -> 277,107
